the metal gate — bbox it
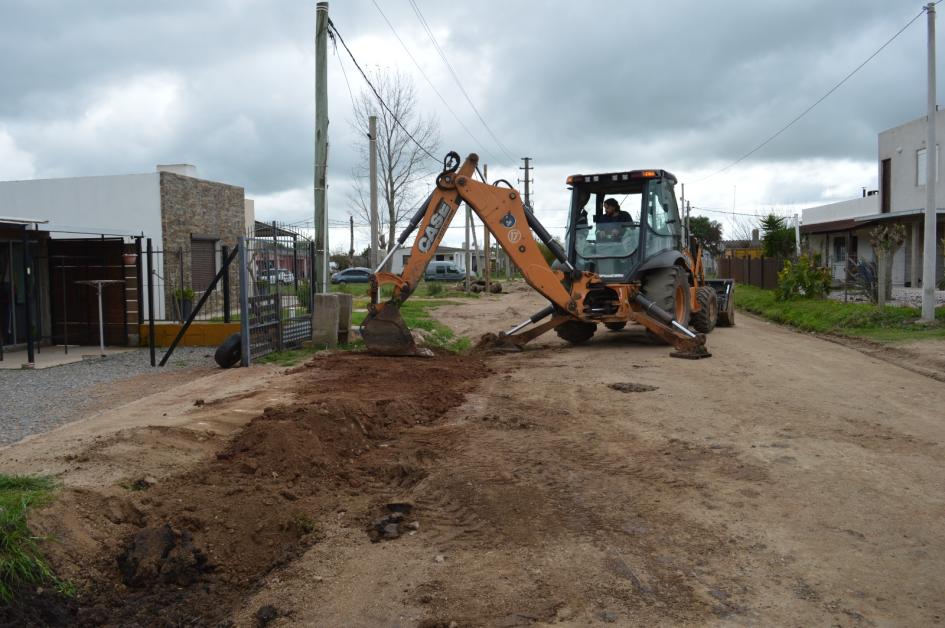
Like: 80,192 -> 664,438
237,227 -> 314,364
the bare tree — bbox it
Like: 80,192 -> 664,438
348,70 -> 440,267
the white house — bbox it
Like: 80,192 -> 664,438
0,165 -> 252,348
802,111 -> 945,287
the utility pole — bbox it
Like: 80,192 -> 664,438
314,1 -> 330,293
519,157 -> 533,207
483,164 -> 491,291
514,156 -> 533,280
922,2 -> 938,322
348,215 -> 354,266
369,114 -> 379,270
465,204 -> 472,291
794,214 -> 802,257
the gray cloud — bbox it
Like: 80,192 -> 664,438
0,0 -> 938,239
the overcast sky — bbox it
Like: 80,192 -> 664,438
0,0 -> 939,248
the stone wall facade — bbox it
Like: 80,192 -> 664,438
159,172 -> 244,320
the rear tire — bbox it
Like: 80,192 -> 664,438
604,322 -> 627,331
555,320 -> 597,344
691,287 -> 718,333
641,267 -> 691,344
214,333 -> 242,368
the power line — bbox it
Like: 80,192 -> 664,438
690,205 -> 795,218
406,0 -> 517,164
695,5 -> 927,184
328,18 -> 438,163
331,37 -> 358,110
370,0 -> 501,166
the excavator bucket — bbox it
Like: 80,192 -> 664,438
361,306 -> 433,357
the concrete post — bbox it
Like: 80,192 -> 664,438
312,293 -> 340,347
922,2 -> 937,320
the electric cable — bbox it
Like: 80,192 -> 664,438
695,5 -> 928,184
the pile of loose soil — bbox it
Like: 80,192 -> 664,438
16,352 -> 488,627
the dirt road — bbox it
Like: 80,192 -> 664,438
3,286 -> 944,626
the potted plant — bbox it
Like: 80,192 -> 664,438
174,287 -> 196,321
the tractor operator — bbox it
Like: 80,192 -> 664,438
601,198 -> 632,223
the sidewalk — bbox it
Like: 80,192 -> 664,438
0,346 -> 134,370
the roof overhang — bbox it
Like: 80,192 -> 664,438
853,208 -> 945,223
800,218 -> 859,234
801,209 -> 945,234
0,215 -> 49,226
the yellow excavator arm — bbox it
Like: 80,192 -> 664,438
362,152 -> 709,358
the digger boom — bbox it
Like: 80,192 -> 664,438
361,152 -> 710,358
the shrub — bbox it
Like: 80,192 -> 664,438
426,281 -> 444,296
776,255 -> 831,301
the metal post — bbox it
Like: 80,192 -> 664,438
292,234 -> 299,294
681,183 -> 687,243
21,226 -> 34,366
147,238 -> 156,367
309,241 -> 316,310
135,236 -> 144,326
369,114 -> 379,270
60,257 -> 68,355
465,206 -> 472,291
314,1 -> 330,293
238,237 -> 251,366
222,244 -> 231,323
922,2 -> 938,321
271,223 -> 283,352
96,282 -> 105,356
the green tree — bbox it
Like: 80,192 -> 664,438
759,214 -> 796,258
689,216 -> 723,255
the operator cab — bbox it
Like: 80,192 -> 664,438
565,169 -> 681,282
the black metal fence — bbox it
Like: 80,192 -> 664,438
237,226 -> 315,364
145,245 -> 238,323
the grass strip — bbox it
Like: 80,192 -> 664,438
736,284 -> 945,342
0,474 -> 64,603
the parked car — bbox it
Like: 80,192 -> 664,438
424,261 -> 465,281
331,267 -> 372,285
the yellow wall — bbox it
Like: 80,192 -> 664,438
139,322 -> 241,347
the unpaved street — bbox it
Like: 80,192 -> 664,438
2,287 -> 944,626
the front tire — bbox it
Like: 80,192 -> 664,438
555,320 -> 597,344
641,267 -> 691,344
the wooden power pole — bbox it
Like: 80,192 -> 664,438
348,215 -> 354,265
369,114 -> 379,270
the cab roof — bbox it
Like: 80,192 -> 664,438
566,169 -> 677,186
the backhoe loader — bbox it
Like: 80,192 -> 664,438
361,152 -> 733,358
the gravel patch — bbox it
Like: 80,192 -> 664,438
0,347 -> 216,446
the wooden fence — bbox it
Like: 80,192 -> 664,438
717,257 -> 783,290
